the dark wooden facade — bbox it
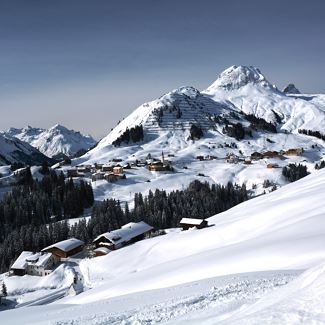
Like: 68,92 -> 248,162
180,220 -> 208,230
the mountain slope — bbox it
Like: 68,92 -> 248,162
0,132 -> 53,166
78,65 -> 325,170
203,65 -> 325,132
7,124 -> 96,158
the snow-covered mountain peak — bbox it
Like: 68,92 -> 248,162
168,86 -> 201,99
206,65 -> 273,91
283,83 -> 301,94
0,132 -> 53,166
6,124 -> 96,158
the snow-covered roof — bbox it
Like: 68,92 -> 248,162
11,251 -> 34,270
42,238 -> 84,253
179,218 -> 207,226
93,221 -> 153,245
94,247 -> 111,254
11,251 -> 53,270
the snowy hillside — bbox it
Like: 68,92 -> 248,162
7,124 -> 96,158
0,132 -> 53,166
2,168 -> 325,324
80,65 -> 325,163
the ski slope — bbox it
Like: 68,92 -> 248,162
2,168 -> 325,324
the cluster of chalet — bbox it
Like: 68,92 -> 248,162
225,148 -> 304,167
91,163 -> 126,182
64,152 -> 174,183
250,148 -> 303,160
10,238 -> 85,277
10,216 -> 210,277
65,161 -> 127,183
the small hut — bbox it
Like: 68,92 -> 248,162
179,218 -> 208,230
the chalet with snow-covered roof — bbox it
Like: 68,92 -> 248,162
93,221 -> 154,250
10,251 -> 59,276
42,238 -> 85,259
179,218 -> 208,230
113,166 -> 123,174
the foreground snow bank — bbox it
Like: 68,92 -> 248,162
182,260 -> 325,324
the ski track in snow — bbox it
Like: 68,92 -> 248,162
48,271 -> 298,325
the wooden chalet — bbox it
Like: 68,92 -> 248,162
179,218 -> 208,230
113,166 -> 123,175
10,251 -> 59,277
266,163 -> 279,169
93,221 -> 153,250
42,238 -> 85,259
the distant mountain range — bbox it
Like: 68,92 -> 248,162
6,124 -> 96,159
0,132 -> 53,166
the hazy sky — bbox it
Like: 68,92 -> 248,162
0,0 -> 324,139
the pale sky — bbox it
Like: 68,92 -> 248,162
0,0 -> 324,139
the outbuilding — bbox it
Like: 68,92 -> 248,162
179,218 -> 208,230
